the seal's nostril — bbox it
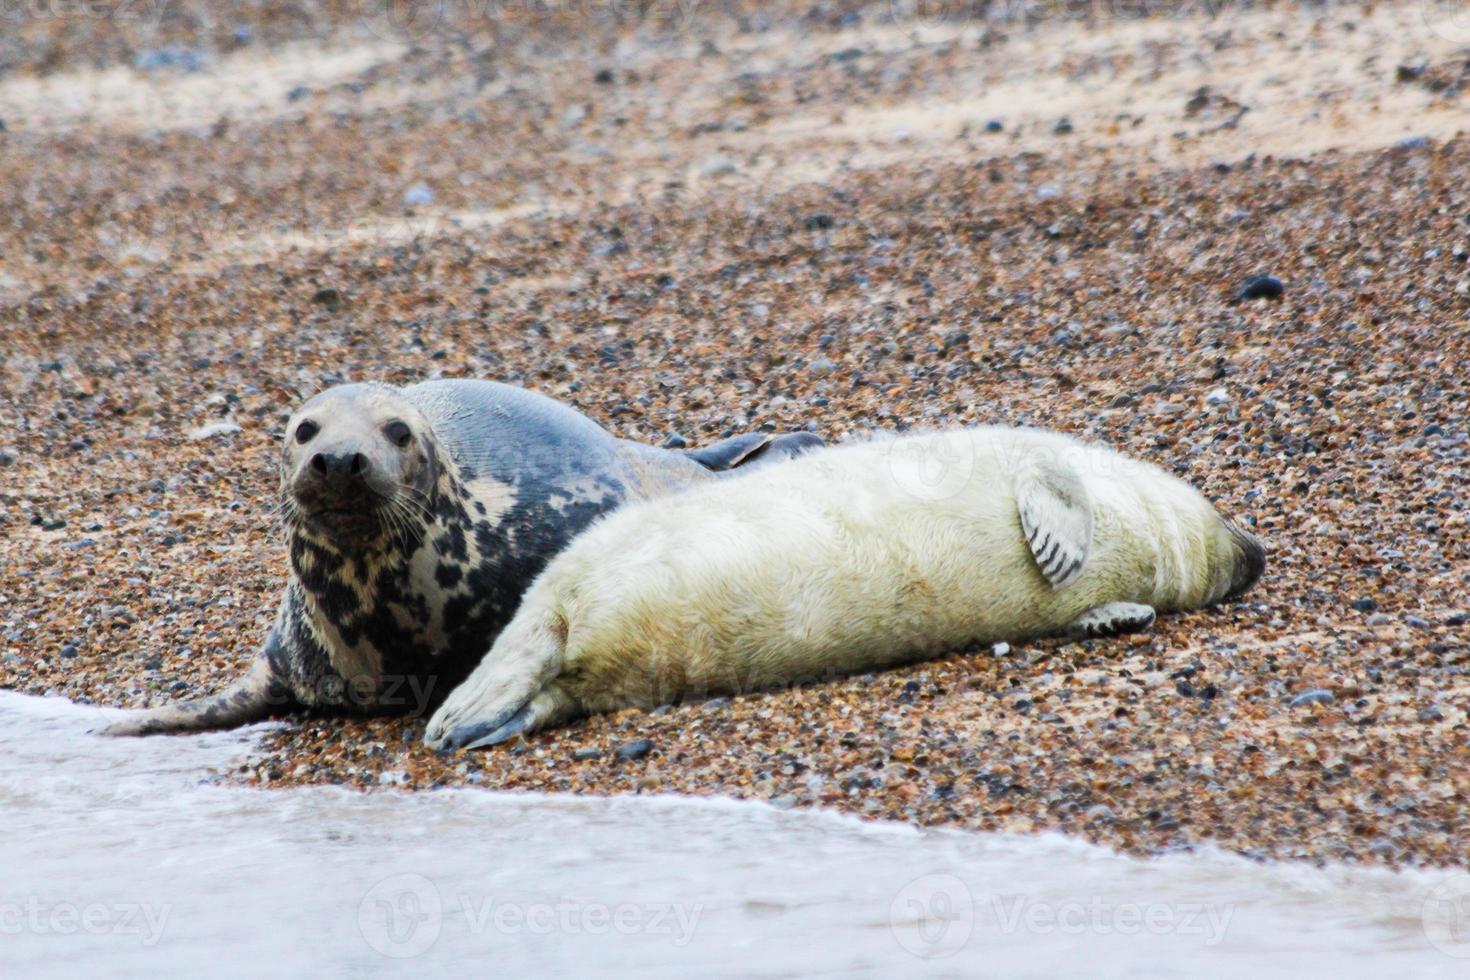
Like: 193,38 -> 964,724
349,453 -> 368,477
310,453 -> 327,475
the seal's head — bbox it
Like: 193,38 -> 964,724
281,384 -> 439,547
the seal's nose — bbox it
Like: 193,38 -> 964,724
309,451 -> 370,490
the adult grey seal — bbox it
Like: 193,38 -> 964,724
100,379 -> 822,735
425,425 -> 1265,749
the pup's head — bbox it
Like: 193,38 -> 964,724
279,384 -> 439,547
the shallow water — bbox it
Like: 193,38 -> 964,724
2,692 -> 1467,978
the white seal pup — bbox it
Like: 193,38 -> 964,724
99,379 -> 822,736
425,425 -> 1265,749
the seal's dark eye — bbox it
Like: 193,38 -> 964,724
384,420 -> 413,448
295,420 -> 319,444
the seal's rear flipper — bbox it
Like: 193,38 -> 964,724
424,602 -> 570,751
95,657 -> 287,736
1223,519 -> 1266,600
1058,602 -> 1156,642
685,432 -> 824,472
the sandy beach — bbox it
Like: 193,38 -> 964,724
2,0 -> 1467,869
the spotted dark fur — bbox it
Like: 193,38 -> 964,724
101,379 -> 824,736
278,447 -> 624,713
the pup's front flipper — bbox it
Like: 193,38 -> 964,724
424,604 -> 570,751
1014,455 -> 1094,589
1059,602 -> 1156,641
450,685 -> 578,750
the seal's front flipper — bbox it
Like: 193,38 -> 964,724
1059,602 -> 1156,642
424,602 -> 568,751
96,657 -> 288,736
685,431 -> 824,472
454,685 -> 577,750
1014,455 -> 1093,589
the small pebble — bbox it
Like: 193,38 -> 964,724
133,48 -> 204,72
698,155 -> 738,178
188,422 -> 242,441
1236,275 -> 1284,301
616,739 -> 654,761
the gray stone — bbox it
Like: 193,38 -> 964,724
1288,689 -> 1334,708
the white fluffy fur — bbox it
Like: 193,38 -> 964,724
425,426 -> 1259,746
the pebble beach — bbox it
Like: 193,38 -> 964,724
2,0 -> 1468,871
